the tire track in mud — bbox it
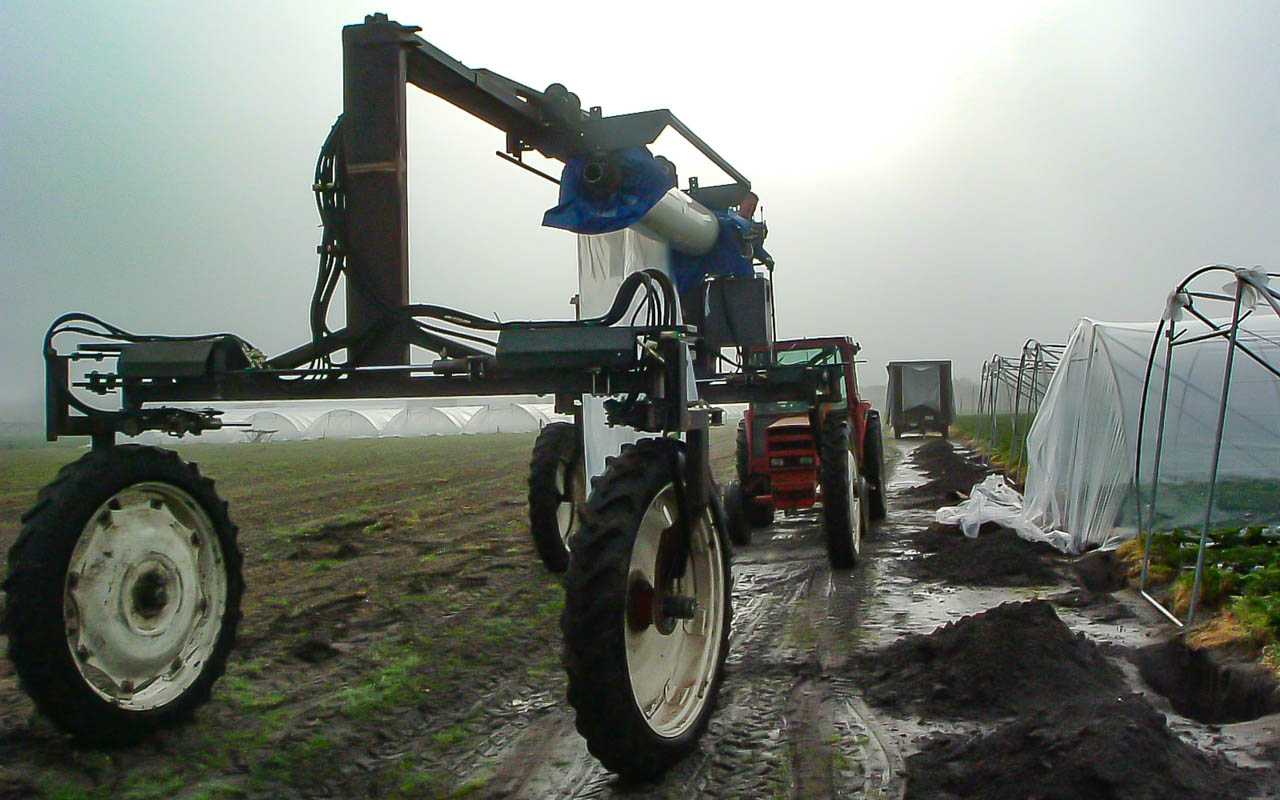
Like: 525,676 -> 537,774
471,445 -> 927,799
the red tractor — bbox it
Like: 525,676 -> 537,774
723,337 -> 887,568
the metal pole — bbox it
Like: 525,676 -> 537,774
1011,347 -> 1028,466
1140,325 -> 1176,595
1188,280 -> 1245,625
990,358 -> 1000,446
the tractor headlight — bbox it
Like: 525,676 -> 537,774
798,456 -> 814,465
769,457 -> 784,467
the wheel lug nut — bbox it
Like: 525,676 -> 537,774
76,645 -> 90,662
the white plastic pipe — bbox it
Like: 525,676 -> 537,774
634,188 -> 719,256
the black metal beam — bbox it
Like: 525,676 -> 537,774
341,18 -> 412,366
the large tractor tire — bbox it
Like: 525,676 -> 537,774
819,415 -> 867,569
735,419 -> 775,528
863,412 -> 888,521
562,439 -> 732,779
3,445 -> 243,745
724,481 -> 751,547
527,421 -> 586,573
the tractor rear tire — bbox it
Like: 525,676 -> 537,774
819,415 -> 864,569
724,481 -> 752,547
863,412 -> 888,521
3,445 -> 243,745
735,419 -> 750,486
562,438 -> 732,779
528,421 -> 585,573
745,497 -> 775,528
736,420 -> 774,527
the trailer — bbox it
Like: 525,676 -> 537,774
886,359 -> 955,438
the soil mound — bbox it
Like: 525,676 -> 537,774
904,693 -> 1258,800
1070,549 -> 1128,593
907,522 -> 1061,586
904,440 -> 993,501
857,601 -> 1125,720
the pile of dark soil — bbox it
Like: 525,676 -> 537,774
1070,549 -> 1128,593
904,693 -> 1258,800
907,522 -> 1061,586
856,601 -> 1125,720
902,440 -> 994,504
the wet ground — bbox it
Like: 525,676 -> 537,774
1,434 -> 1278,798
464,437 -> 1280,799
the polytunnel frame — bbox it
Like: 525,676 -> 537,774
1135,265 -> 1280,627
977,341 -> 1062,465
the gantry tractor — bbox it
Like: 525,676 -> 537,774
721,337 -> 887,567
4,15 -> 851,780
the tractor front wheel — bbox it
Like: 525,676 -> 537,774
527,421 -> 586,573
863,412 -> 888,521
3,445 -> 243,745
819,416 -> 866,569
562,439 -> 732,779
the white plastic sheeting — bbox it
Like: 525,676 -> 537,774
936,474 -> 1067,548
382,405 -> 480,437
464,403 -> 555,435
305,409 -> 390,440
900,364 -> 943,411
966,313 -> 1280,554
252,409 -> 329,440
577,227 -> 696,480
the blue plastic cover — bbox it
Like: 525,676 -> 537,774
667,212 -> 754,295
542,147 -> 675,234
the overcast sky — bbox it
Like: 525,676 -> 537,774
1,0 -> 1277,412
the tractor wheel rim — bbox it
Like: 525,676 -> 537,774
847,459 -> 861,555
624,484 -> 725,738
64,482 -> 228,710
554,459 -> 586,547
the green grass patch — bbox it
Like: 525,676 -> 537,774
1135,526 -> 1280,646
955,413 -> 1035,476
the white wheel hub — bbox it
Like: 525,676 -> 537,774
847,458 -> 862,555
64,482 -> 228,710
624,484 -> 725,738
554,458 -> 587,547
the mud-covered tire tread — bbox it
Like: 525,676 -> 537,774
3,444 -> 243,746
735,420 -> 749,487
736,419 -> 775,527
527,421 -> 581,573
820,415 -> 858,569
724,481 -> 751,547
863,412 -> 888,521
561,438 -> 732,779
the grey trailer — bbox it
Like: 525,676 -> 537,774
886,360 -> 954,438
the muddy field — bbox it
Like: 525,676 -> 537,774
1,432 -> 1278,799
